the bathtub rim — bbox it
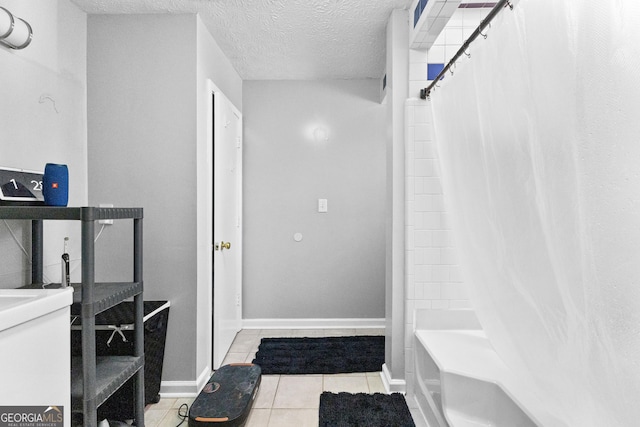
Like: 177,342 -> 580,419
414,328 -> 546,426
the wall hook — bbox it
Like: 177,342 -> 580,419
39,94 -> 59,114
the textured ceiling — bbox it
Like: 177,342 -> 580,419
70,0 -> 413,80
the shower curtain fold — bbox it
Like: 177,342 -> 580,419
430,0 -> 640,425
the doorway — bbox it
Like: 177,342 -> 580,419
211,84 -> 243,369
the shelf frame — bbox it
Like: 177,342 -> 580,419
0,207 -> 145,427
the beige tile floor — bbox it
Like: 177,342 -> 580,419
144,328 -> 388,427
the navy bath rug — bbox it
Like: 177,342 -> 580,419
252,335 -> 385,374
319,392 -> 416,427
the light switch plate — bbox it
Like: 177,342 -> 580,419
318,198 -> 328,213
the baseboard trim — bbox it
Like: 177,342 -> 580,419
159,366 -> 212,398
381,363 -> 406,394
242,318 -> 385,330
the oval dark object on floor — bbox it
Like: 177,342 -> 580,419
189,363 -> 262,427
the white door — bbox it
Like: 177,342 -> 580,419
212,88 -> 242,369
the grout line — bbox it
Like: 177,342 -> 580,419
271,374 -> 282,410
265,408 -> 272,427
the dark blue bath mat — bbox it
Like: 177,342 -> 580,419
319,392 -> 416,427
252,335 -> 384,374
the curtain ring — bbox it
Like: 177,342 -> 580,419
463,48 -> 471,58
481,22 -> 491,38
479,20 -> 489,39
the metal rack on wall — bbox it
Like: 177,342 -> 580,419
0,206 -> 144,427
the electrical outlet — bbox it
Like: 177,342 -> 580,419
318,198 -> 328,213
99,203 -> 114,225
236,294 -> 241,306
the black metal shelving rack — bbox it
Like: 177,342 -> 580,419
0,207 -> 145,427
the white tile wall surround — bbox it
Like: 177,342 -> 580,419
445,26 -> 465,45
414,124 -> 432,141
428,44 -> 446,63
405,6 -> 491,405
405,99 -> 471,312
404,98 -> 472,398
406,3 -> 490,318
409,48 -> 429,99
410,0 -> 464,50
422,7 -> 491,86
409,62 -> 427,81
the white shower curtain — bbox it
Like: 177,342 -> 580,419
431,0 -> 640,425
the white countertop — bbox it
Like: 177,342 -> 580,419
0,287 -> 74,331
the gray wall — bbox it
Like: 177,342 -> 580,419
87,13 -> 242,387
87,13 -> 197,383
242,80 -> 386,320
0,0 -> 87,288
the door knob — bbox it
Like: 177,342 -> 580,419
214,241 -> 231,251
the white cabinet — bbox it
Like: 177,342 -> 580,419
0,288 -> 73,427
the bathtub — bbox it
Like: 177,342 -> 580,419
412,310 -> 553,427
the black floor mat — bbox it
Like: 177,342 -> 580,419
252,335 -> 384,374
319,392 -> 416,427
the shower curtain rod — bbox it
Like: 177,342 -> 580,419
420,0 -> 513,99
